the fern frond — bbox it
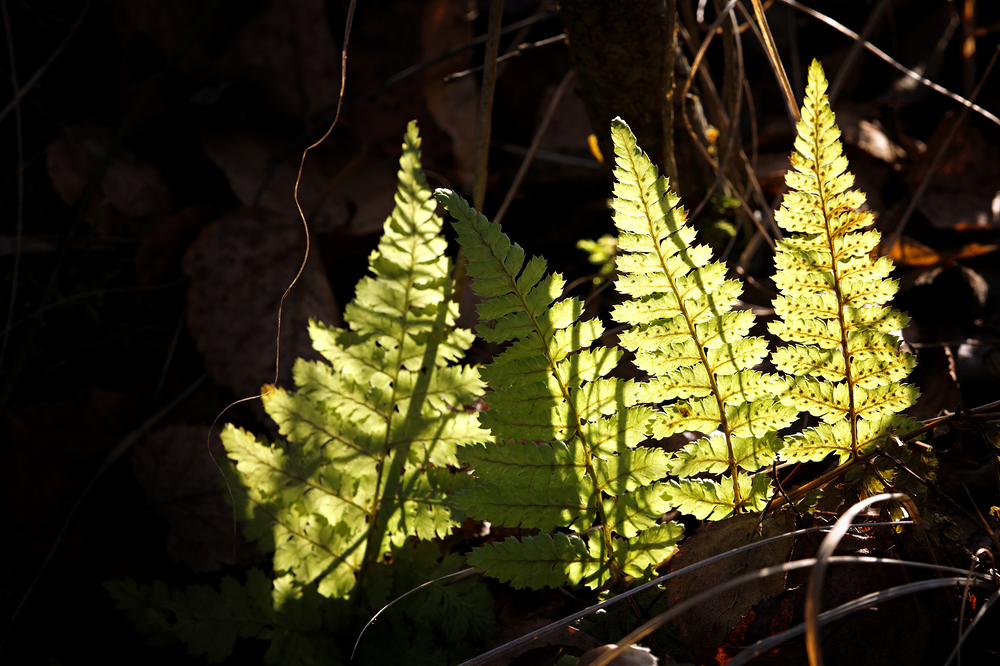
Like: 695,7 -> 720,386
436,189 -> 681,590
609,118 -> 796,520
769,61 -> 920,472
221,121 -> 485,602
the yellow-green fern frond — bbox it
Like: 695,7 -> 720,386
436,189 -> 682,590
770,60 -> 920,470
609,118 -> 797,520
222,121 -> 485,600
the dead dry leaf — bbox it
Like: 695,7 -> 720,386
201,126 -> 397,237
213,0 -> 341,121
420,0 -> 479,188
662,510 -> 795,655
45,125 -> 174,237
181,207 -> 340,398
912,117 -> 1000,231
132,424 -> 260,572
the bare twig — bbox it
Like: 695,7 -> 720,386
749,0 -> 799,122
779,0 -> 1000,128
0,0 -> 24,375
444,33 -> 565,82
453,0 -> 505,304
494,68 -> 575,224
883,45 -> 1000,256
472,0 -> 505,213
0,0 -> 91,125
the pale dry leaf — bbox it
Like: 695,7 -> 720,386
181,207 -> 340,398
662,510 -> 795,654
132,424 -> 259,572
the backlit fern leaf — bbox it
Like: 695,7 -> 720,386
609,118 -> 797,521
770,60 -> 920,472
436,189 -> 682,590
223,121 -> 485,601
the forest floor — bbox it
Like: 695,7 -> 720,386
2,1 -> 1000,664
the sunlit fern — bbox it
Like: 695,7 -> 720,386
609,118 -> 797,520
107,121 -> 495,665
436,189 -> 684,591
769,61 -> 929,492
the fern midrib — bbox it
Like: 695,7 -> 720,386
362,194 -> 426,577
623,148 -> 743,510
808,111 -> 860,457
472,223 -> 623,583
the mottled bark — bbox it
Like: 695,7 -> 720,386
559,0 -> 710,202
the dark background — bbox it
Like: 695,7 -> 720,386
2,0 -> 1000,663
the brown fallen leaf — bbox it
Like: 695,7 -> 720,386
201,126 -> 397,237
662,510 -> 795,658
45,125 -> 175,238
134,204 -> 215,285
132,424 -> 260,572
911,116 -> 1000,231
181,207 -> 340,398
420,0 -> 479,188
111,0 -> 340,122
213,0 -> 341,121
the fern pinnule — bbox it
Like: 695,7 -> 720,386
770,60 -> 921,470
222,120 -> 484,600
609,118 -> 797,520
435,189 -> 682,590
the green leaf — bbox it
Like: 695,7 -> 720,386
769,60 -> 923,467
609,117 -> 793,519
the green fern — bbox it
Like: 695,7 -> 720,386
435,189 -> 683,590
609,118 -> 798,520
770,61 -> 922,477
108,121 -> 495,665
223,120 -> 484,600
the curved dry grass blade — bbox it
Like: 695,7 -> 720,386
586,554 -> 981,666
353,568 -> 479,659
728,577 -> 993,666
945,588 -> 1000,666
805,493 -> 921,666
748,0 -> 799,122
778,0 -> 1000,128
457,522 -> 912,666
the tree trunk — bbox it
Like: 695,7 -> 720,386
558,0 -> 710,203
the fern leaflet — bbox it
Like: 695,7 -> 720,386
435,189 -> 683,590
609,118 -> 797,520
